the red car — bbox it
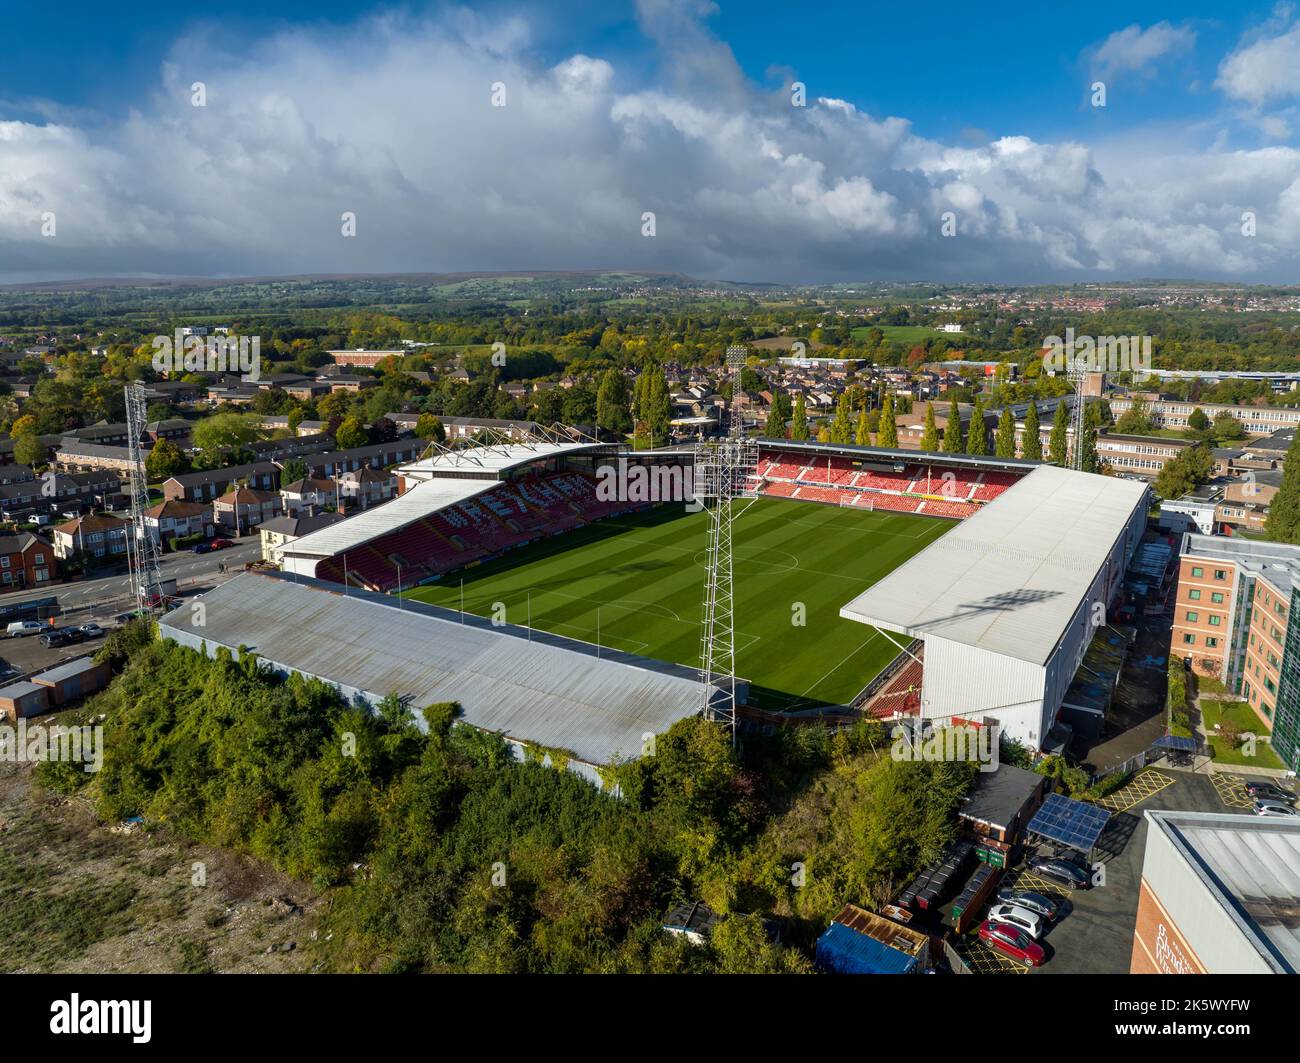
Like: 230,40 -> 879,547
210,539 -> 234,550
979,920 -> 1046,967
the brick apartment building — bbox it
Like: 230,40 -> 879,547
1109,395 -> 1300,436
1170,534 -> 1300,773
1094,433 -> 1195,478
327,349 -> 403,368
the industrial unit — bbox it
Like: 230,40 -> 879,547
840,465 -> 1150,750
1132,810 -> 1300,974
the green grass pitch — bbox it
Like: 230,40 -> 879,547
403,497 -> 950,711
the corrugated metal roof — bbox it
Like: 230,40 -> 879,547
839,465 -> 1149,664
32,657 -> 101,684
1151,811 -> 1300,973
157,573 -> 704,767
397,441 -> 606,477
0,680 -> 45,699
279,478 -> 494,558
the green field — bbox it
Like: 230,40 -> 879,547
850,324 -> 953,343
403,497 -> 949,711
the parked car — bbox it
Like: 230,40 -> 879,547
211,539 -> 234,550
1028,855 -> 1091,890
79,622 -> 105,639
978,920 -> 1045,967
61,627 -> 87,644
192,542 -> 214,554
1252,800 -> 1300,818
5,620 -> 43,638
995,889 -> 1060,923
114,609 -> 151,624
986,903 -> 1044,940
39,630 -> 70,648
1245,781 -> 1296,805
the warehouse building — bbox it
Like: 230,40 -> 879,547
840,465 -> 1150,750
157,571 -> 711,786
1132,810 -> 1300,974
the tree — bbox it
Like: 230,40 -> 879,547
415,413 -> 445,442
941,397 -> 964,453
994,407 -> 1017,458
1115,397 -> 1154,436
829,393 -> 853,445
1080,401 -> 1102,473
919,402 -> 938,452
13,429 -> 44,468
789,394 -> 810,441
287,408 -> 304,434
855,407 -> 871,446
877,394 -> 898,449
1264,428 -> 1300,544
764,389 -> 790,438
279,457 -> 308,486
965,397 -> 988,455
1021,402 -> 1042,461
145,438 -> 191,481
1048,401 -> 1069,466
1154,443 -> 1214,500
1212,412 -> 1246,443
1187,407 -> 1210,434
597,369 -> 632,434
192,412 -> 259,454
335,416 -> 368,450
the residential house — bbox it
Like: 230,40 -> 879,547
280,477 -> 339,516
0,533 -> 56,592
162,462 -> 278,503
338,466 -> 396,509
303,440 -> 423,479
213,486 -> 282,535
259,511 -> 345,563
52,513 -> 130,561
144,499 -> 213,544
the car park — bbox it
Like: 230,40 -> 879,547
986,903 -> 1044,940
995,889 -> 1059,923
1252,800 -> 1299,818
978,920 -> 1045,967
5,621 -> 43,638
1028,854 -> 1091,890
1245,781 -> 1296,805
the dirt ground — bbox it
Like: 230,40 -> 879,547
0,761 -> 324,973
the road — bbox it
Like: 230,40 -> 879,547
5,539 -> 263,618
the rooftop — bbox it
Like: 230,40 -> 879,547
1147,810 -> 1300,974
157,573 -> 704,767
396,440 -> 608,479
1181,533 -> 1300,594
958,763 -> 1043,831
839,465 -> 1150,665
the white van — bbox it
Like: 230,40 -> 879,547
5,621 -> 43,638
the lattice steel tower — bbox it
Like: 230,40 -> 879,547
125,382 -> 164,611
695,346 -> 759,738
1068,356 -> 1089,472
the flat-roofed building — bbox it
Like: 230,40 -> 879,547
1171,534 -> 1300,771
1133,810 -> 1300,974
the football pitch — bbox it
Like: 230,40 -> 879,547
403,497 -> 949,711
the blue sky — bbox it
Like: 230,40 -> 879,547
2,1 -> 1299,282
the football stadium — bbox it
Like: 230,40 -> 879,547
160,431 -> 1150,777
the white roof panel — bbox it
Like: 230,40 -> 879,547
839,465 -> 1148,664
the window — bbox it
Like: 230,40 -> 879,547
1209,615 -> 1221,627
1205,637 -> 1218,648
1191,566 -> 1203,577
1188,589 -> 1202,601
1211,592 -> 1224,604
1183,633 -> 1196,645
1,557 -> 9,569
1186,611 -> 1199,622
1214,570 -> 1227,580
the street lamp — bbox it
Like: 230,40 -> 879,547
394,559 -> 403,609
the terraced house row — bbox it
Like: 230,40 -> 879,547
1171,534 -> 1300,773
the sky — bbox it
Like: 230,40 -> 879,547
2,0 -> 1299,284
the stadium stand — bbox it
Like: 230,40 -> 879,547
755,447 -> 1027,520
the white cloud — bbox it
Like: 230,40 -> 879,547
1087,21 -> 1196,80
1216,20 -> 1300,105
0,4 -> 1295,283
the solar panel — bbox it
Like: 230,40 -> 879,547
1152,734 -> 1197,752
1026,793 -> 1110,853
